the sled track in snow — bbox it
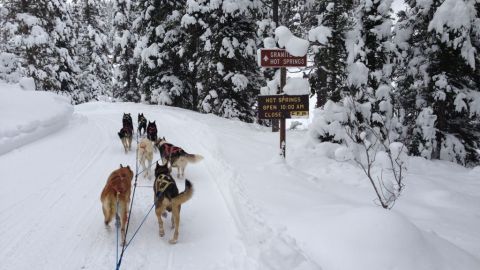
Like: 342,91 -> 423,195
157,109 -> 321,270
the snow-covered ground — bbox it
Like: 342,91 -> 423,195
0,85 -> 479,270
0,82 -> 73,155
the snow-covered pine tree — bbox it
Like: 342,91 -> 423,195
136,0 -> 191,107
183,0 -> 264,122
73,0 -> 111,101
307,1 -> 356,143
112,0 -> 140,102
1,0 -> 81,102
0,3 -> 22,83
179,0 -> 211,111
279,0 -> 307,36
344,0 -> 397,145
393,0 -> 432,158
308,1 -> 354,107
101,0 -> 115,53
309,0 -> 398,145
395,0 -> 480,165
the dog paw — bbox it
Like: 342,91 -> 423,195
159,230 -> 165,237
168,239 -> 177,244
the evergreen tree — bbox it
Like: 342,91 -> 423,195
73,0 -> 111,101
136,0 -> 191,107
306,1 -> 356,144
183,0 -> 264,122
311,0 -> 398,147
344,0 -> 397,145
307,1 -> 355,108
1,0 -> 81,102
0,3 -> 22,83
112,0 -> 140,102
279,0 -> 307,37
395,0 -> 480,165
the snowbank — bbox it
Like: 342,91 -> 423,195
312,207 -> 479,270
0,82 -> 73,155
286,139 -> 480,270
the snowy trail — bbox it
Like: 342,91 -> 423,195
2,101 -> 479,270
0,102 -> 317,270
156,107 -> 320,270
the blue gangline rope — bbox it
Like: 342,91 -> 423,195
115,130 -> 163,270
115,197 -> 120,269
124,197 -> 159,250
115,131 -> 140,270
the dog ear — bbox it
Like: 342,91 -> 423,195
120,164 -> 123,168
127,165 -> 130,170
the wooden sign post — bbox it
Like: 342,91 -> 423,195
258,48 -> 308,158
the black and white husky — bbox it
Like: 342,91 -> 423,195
118,113 -> 133,153
138,113 -> 147,136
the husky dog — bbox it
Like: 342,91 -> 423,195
138,113 -> 147,136
118,113 -> 134,153
123,113 -> 133,131
147,121 -> 158,142
137,138 -> 154,178
100,165 -> 133,246
154,162 -> 193,244
154,137 -> 204,178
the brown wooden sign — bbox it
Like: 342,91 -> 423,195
258,95 -> 309,119
259,49 -> 307,68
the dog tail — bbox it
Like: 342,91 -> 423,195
173,180 -> 193,205
185,154 -> 204,163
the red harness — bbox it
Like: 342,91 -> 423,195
147,126 -> 157,134
162,143 -> 183,159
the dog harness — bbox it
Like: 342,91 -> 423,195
119,127 -> 132,136
161,143 -> 183,159
123,117 -> 133,130
154,175 -> 172,198
147,126 -> 157,138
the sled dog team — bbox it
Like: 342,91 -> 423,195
101,113 -> 203,245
